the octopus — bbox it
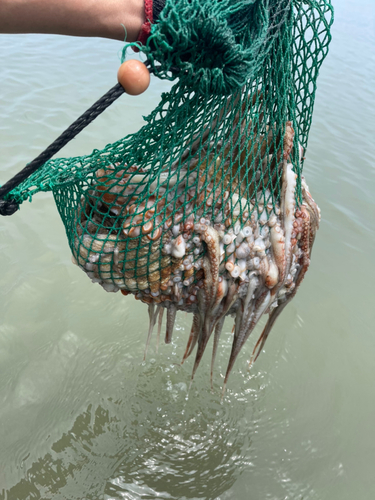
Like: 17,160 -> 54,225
71,92 -> 320,394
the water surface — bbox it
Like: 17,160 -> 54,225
0,1 -> 375,498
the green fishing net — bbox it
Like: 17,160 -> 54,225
5,0 -> 333,380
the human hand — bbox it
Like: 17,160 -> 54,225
0,0 -> 164,43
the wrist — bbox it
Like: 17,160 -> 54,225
135,0 -> 165,47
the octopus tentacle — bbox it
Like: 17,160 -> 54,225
222,289 -> 271,396
184,288 -> 207,363
195,223 -> 220,309
281,161 -> 297,279
238,274 -> 259,339
165,303 -> 177,344
217,274 -> 259,389
250,204 -> 313,365
249,295 -> 289,366
232,304 -> 244,358
196,258 -> 214,367
192,284 -> 230,377
210,315 -> 226,389
283,121 -> 295,161
181,312 -> 201,363
265,253 -> 279,289
187,224 -> 222,380
144,303 -> 160,360
270,222 -> 286,284
210,283 -> 238,384
291,205 -> 311,293
211,277 -> 228,319
156,306 -> 164,353
243,273 -> 259,313
301,177 -> 320,231
200,256 -> 213,316
191,323 -> 213,381
191,289 -> 221,380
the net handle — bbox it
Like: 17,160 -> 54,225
0,82 -> 126,216
0,60 -> 180,216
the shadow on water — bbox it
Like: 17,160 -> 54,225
2,359 -> 266,500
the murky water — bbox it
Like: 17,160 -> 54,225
0,1 -> 374,498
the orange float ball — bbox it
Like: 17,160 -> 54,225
117,60 -> 150,96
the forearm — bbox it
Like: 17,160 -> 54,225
0,0 -> 144,41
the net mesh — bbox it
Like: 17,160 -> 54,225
6,0 -> 333,380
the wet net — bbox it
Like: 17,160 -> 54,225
6,0 -> 333,386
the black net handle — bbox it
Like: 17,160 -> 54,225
0,61 -> 179,217
0,83 -> 125,216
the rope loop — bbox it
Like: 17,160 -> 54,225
0,199 -> 19,216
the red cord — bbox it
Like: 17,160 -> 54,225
134,0 -> 154,51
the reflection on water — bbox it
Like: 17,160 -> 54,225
1,0 -> 375,498
4,344 -> 265,500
